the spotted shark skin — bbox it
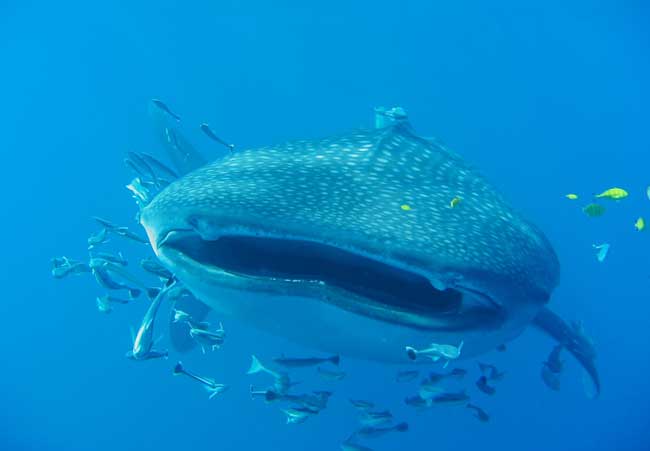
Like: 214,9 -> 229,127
141,122 -> 598,395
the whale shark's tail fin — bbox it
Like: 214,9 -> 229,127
533,307 -> 600,397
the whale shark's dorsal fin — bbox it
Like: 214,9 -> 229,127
148,100 -> 207,176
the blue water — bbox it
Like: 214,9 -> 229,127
2,1 -> 649,450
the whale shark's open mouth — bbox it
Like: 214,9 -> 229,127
158,230 -> 504,330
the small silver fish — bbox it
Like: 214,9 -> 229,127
152,99 -> 181,121
92,217 -> 148,244
113,226 -> 149,244
475,376 -> 496,395
478,362 -> 505,382
93,216 -> 118,229
273,354 -> 340,368
140,258 -> 174,280
264,390 -> 324,409
126,151 -> 158,182
126,282 -> 175,360
90,258 -> 157,298
51,257 -> 90,279
340,440 -> 374,451
466,403 -> 489,422
395,370 -> 419,383
87,228 -> 109,248
126,177 -> 153,207
89,251 -> 127,266
418,379 -> 446,400
431,390 -> 470,405
359,410 -> 393,427
592,243 -> 610,263
374,106 -> 408,129
96,295 -> 130,314
355,422 -> 408,439
140,152 -> 179,180
349,399 -> 374,411
200,123 -> 234,152
173,361 -> 228,399
425,368 -> 467,385
90,265 -> 141,299
283,391 -> 332,412
405,341 -> 464,367
172,308 -> 192,323
189,323 -> 225,353
404,395 -> 431,409
282,406 -> 319,424
317,366 -> 346,381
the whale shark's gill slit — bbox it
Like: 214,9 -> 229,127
166,234 -> 465,316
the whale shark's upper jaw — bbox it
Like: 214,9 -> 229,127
140,124 -> 559,331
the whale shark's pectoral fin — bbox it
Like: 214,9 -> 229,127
533,307 -> 600,397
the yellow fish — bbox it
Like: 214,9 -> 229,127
400,204 -> 412,211
595,187 -> 628,200
449,197 -> 462,208
565,194 -> 578,200
582,203 -> 606,217
635,217 -> 645,231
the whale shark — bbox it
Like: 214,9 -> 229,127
140,116 -> 600,395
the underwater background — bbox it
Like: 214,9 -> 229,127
2,1 -> 649,450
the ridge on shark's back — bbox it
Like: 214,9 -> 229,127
140,118 -> 599,396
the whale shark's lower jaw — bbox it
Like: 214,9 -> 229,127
154,229 -> 506,332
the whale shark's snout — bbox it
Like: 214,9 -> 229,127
140,123 -> 560,360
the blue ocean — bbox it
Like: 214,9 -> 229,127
2,1 -> 649,450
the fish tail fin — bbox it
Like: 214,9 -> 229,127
247,355 -> 265,375
173,361 -> 184,375
532,307 -> 600,397
330,355 -> 340,366
405,346 -> 417,361
395,422 -> 409,432
147,287 -> 160,299
129,289 -> 141,299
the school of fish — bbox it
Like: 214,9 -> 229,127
49,100 -> 615,451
